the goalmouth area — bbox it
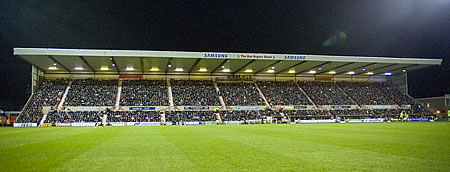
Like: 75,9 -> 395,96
0,123 -> 449,171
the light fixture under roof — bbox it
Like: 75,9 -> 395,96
175,68 -> 184,71
308,70 -> 316,74
362,68 -> 366,71
125,67 -> 135,71
48,66 -> 57,70
288,69 -> 295,73
168,64 -> 172,67
112,63 -> 115,67
222,69 -> 231,72
52,62 -> 57,66
348,71 -> 355,75
271,66 -> 275,69
384,72 -> 392,76
329,71 -> 336,74
402,69 -> 406,73
199,68 -> 208,72
150,67 -> 160,71
100,67 -> 109,71
74,67 -> 84,70
244,69 -> 253,73
367,72 -> 374,75
221,65 -> 225,68
267,69 -> 275,73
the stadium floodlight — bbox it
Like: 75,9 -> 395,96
272,66 -> 275,69
367,72 -> 374,75
74,67 -> 84,70
175,68 -> 184,71
221,65 -> 225,68
348,71 -> 355,75
100,67 -> 109,71
384,72 -> 392,76
168,64 -> 171,67
125,67 -> 135,71
267,69 -> 275,73
222,69 -> 231,72
53,62 -> 57,66
402,69 -> 406,73
308,70 -> 316,74
362,68 -> 366,71
150,67 -> 159,71
244,69 -> 253,72
329,71 -> 336,74
48,66 -> 57,70
112,63 -> 115,67
288,69 -> 295,73
199,68 -> 208,72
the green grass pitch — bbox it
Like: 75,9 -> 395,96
0,122 -> 449,171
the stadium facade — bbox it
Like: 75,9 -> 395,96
12,48 -> 442,127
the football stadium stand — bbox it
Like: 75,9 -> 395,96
120,80 -> 168,106
12,48 -> 442,126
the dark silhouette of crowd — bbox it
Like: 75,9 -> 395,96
299,81 -> 354,105
45,111 -> 103,123
65,79 -> 117,106
165,111 -> 216,122
107,111 -> 160,122
221,110 -> 263,121
258,81 -> 312,105
17,79 -> 67,123
171,80 -> 220,106
219,83 -> 265,106
336,82 -> 397,105
284,110 -> 330,119
120,80 -> 168,106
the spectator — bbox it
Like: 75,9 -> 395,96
298,81 -> 354,105
120,80 -> 168,106
219,83 -> 265,106
171,80 -> 220,106
17,79 -> 67,123
165,111 -> 216,122
65,79 -> 117,106
258,81 -> 311,105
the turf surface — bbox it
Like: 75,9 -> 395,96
0,122 -> 449,171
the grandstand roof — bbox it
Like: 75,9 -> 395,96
14,48 -> 442,76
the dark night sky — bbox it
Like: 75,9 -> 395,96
0,0 -> 449,110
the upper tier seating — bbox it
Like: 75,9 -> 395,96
65,79 -> 117,106
257,81 -> 312,105
171,80 -> 220,106
17,79 -> 67,123
120,80 -> 168,106
298,81 -> 354,105
219,83 -> 265,106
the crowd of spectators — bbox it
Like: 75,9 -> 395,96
45,111 -> 103,123
336,82 -> 397,105
120,80 -> 168,106
165,111 -> 216,122
299,81 -> 354,105
330,109 -> 375,117
376,82 -> 433,115
219,83 -> 265,106
258,81 -> 312,105
283,110 -> 330,119
17,79 -> 67,123
221,110 -> 263,121
107,111 -> 160,122
65,79 -> 117,106
171,80 -> 220,106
